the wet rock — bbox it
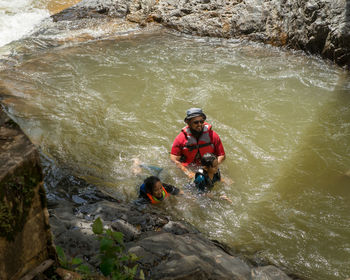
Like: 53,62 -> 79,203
39,156 -> 295,280
111,219 -> 141,241
162,220 -> 191,235
128,232 -> 252,280
72,194 -> 87,205
251,265 -> 291,280
51,0 -> 350,68
126,211 -> 169,231
0,107 -> 56,279
45,175 -> 294,280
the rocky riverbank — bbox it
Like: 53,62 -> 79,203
0,106 -> 55,279
46,168 -> 296,280
51,0 -> 350,69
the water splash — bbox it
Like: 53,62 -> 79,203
0,0 -> 49,47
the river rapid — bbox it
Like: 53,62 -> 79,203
1,1 -> 350,280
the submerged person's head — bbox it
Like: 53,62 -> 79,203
201,153 -> 218,173
144,176 -> 163,199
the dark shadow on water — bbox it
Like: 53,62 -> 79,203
243,72 -> 350,280
276,71 -> 350,196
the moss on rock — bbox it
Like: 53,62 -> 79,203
0,161 -> 42,241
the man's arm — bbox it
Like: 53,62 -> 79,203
170,154 -> 195,178
212,131 -> 225,165
217,154 -> 225,165
170,133 -> 196,179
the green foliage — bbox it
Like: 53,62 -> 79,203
56,245 -> 91,276
92,217 -> 144,280
55,218 -> 144,279
0,166 -> 40,241
92,217 -> 103,234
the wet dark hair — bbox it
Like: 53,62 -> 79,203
144,176 -> 161,194
201,153 -> 217,168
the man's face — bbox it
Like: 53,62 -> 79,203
188,116 -> 205,133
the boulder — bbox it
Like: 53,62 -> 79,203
128,232 -> 252,280
47,180 -> 294,280
0,106 -> 56,279
251,265 -> 292,280
51,0 -> 350,69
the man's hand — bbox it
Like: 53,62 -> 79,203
170,154 -> 194,178
185,170 -> 195,179
221,176 -> 234,185
217,155 -> 226,165
220,194 -> 233,203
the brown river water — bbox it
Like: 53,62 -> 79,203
0,1 -> 350,280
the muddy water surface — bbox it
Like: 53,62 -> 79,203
0,9 -> 350,280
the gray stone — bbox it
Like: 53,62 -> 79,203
111,219 -> 141,241
128,232 -> 252,280
151,0 -> 349,68
0,106 -> 56,279
162,221 -> 191,235
72,194 -> 87,205
251,265 -> 292,280
50,0 -> 350,68
44,177 -> 297,280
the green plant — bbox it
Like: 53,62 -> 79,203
92,217 -> 144,280
56,245 -> 91,275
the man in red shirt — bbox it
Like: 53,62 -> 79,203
170,108 -> 225,178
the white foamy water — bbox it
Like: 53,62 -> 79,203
0,0 -> 49,47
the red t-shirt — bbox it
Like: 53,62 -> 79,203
171,126 -> 225,161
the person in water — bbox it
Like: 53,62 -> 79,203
138,176 -> 183,204
170,108 -> 225,178
194,153 -> 232,202
194,153 -> 221,192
